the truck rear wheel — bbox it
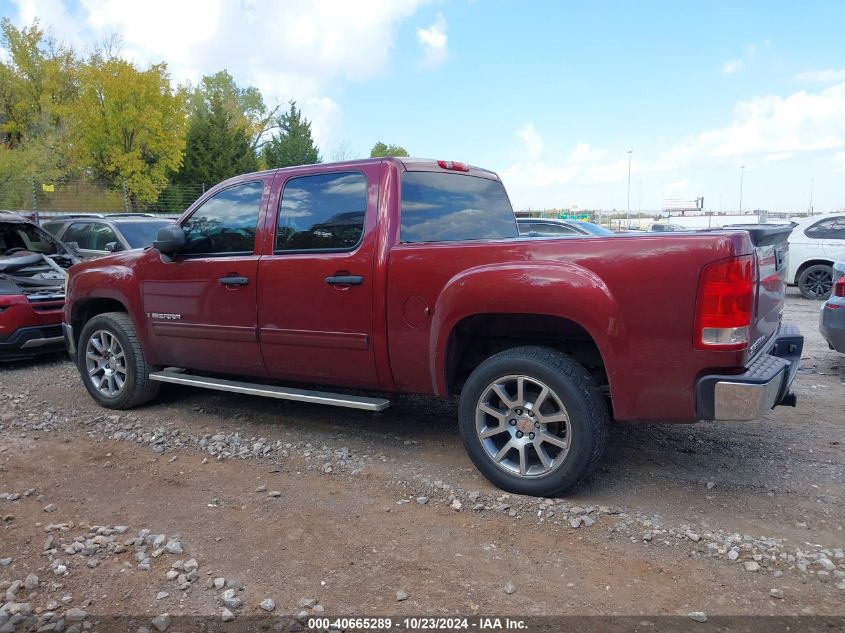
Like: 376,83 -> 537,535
77,312 -> 160,409
458,345 -> 608,497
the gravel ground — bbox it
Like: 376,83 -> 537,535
0,289 -> 843,631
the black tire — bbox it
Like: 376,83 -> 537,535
458,345 -> 608,497
797,264 -> 833,300
77,311 -> 160,409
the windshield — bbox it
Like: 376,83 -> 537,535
0,221 -> 62,255
115,220 -> 173,249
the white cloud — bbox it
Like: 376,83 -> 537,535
764,152 -> 794,161
664,178 -> 692,197
795,68 -> 845,83
500,83 -> 845,211
721,41 -> 768,76
416,11 -> 448,66
722,59 -> 742,75
697,83 -> 845,157
516,123 -> 543,159
10,0 -> 429,149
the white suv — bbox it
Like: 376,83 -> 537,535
788,214 -> 845,299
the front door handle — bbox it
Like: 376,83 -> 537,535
325,275 -> 363,286
219,276 -> 249,287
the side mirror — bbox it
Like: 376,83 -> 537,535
104,241 -> 120,252
153,225 -> 187,255
64,241 -> 81,255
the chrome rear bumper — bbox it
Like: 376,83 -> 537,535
696,324 -> 803,421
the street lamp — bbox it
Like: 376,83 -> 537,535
626,150 -> 632,228
809,177 -> 814,215
739,165 -> 745,214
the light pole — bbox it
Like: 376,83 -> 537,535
626,150 -> 632,228
739,165 -> 745,214
809,177 -> 814,215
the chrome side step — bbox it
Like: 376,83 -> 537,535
148,369 -> 391,412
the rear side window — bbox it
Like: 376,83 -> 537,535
805,216 -> 845,239
276,172 -> 367,252
182,181 -> 264,255
400,172 -> 518,243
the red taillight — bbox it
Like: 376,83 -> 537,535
694,255 -> 755,351
835,279 -> 845,298
437,160 -> 470,172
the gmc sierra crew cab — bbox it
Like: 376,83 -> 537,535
63,158 -> 802,495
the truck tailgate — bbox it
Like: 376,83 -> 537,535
727,224 -> 794,357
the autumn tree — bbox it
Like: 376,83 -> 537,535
262,101 -> 320,168
0,18 -> 79,207
70,55 -> 186,204
370,141 -> 409,158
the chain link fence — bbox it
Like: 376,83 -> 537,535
0,178 -> 209,219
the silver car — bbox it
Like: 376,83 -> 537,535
42,216 -> 174,259
819,261 -> 845,353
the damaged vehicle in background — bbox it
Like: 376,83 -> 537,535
0,213 -> 79,360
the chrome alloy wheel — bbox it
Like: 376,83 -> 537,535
475,374 -> 571,478
85,329 -> 127,397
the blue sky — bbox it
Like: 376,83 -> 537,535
3,0 -> 844,213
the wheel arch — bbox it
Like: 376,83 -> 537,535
429,261 -> 628,416
792,258 -> 833,284
70,297 -> 129,349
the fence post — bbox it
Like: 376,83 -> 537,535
122,181 -> 130,212
29,176 -> 38,219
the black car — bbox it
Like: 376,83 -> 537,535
517,217 -> 614,237
42,215 -> 174,259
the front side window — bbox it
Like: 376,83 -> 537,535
182,181 -> 264,255
400,172 -> 518,243
276,172 -> 367,251
89,224 -> 121,251
63,222 -> 96,249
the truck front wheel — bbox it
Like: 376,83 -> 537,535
458,346 -> 608,497
77,312 -> 160,409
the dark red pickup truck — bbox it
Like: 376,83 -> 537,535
64,158 -> 802,495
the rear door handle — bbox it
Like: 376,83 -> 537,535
219,276 -> 249,286
325,275 -> 363,285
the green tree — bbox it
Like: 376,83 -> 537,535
370,141 -> 409,158
70,56 -> 186,205
262,101 -> 320,168
186,70 -> 277,151
175,91 -> 257,186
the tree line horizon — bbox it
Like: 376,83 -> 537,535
0,18 -> 409,211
